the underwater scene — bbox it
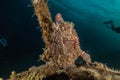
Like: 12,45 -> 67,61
0,0 -> 120,79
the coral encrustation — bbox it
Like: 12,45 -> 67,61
40,13 -> 91,69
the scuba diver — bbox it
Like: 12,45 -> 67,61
0,34 -> 7,47
103,20 -> 120,33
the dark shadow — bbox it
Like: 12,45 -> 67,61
103,20 -> 120,33
75,56 -> 86,67
43,73 -> 70,80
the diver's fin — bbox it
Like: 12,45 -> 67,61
103,20 -> 113,24
103,20 -> 120,33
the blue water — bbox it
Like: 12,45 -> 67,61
0,0 -> 120,78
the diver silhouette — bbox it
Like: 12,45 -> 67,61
103,20 -> 120,33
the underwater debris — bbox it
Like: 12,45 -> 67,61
6,0 -> 120,80
104,20 -> 120,33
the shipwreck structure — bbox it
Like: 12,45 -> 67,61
6,0 -> 120,80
